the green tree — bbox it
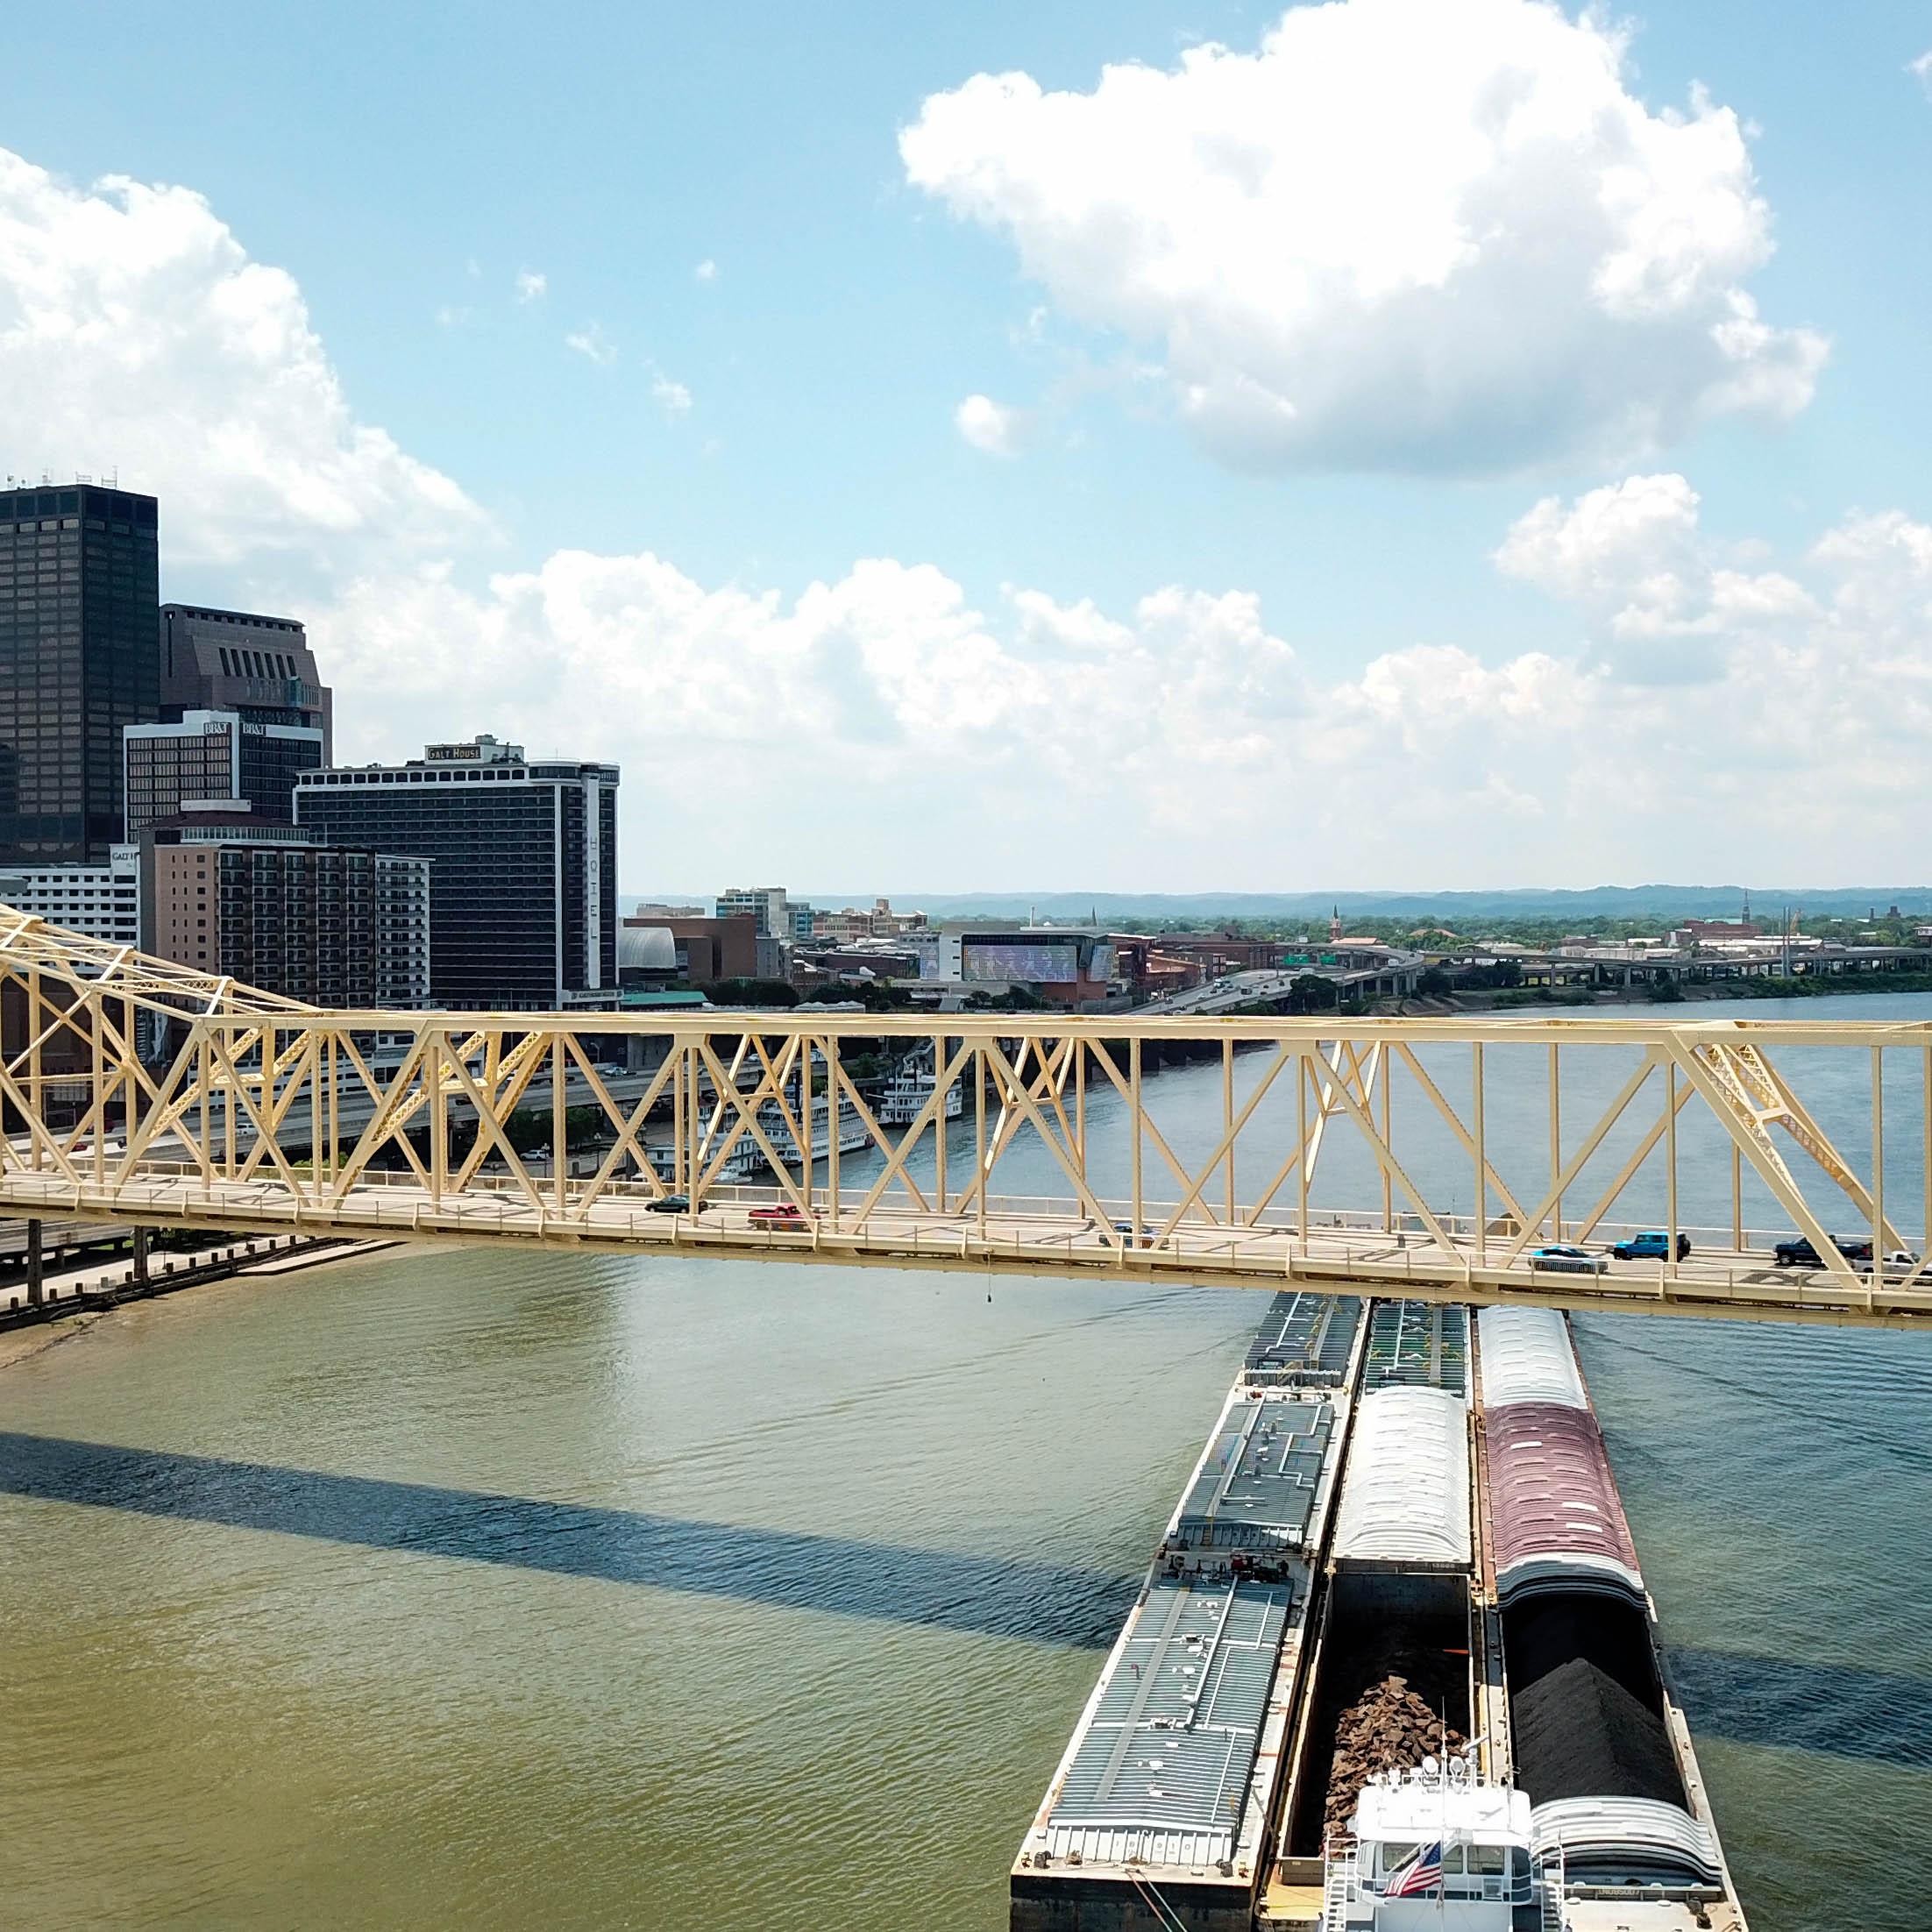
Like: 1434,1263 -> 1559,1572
1289,974 -> 1339,1013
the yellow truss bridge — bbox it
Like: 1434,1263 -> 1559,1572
2,909 -> 1929,1332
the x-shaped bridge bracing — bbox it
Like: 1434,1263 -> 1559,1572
1,909 -> 1928,1331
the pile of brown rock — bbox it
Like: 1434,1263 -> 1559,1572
1325,1674 -> 1467,1842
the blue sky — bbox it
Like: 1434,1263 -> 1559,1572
4,2 -> 1932,892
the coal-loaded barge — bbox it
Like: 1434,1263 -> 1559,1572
1010,1294 -> 1745,1932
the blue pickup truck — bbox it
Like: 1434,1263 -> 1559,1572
1610,1230 -> 1690,1261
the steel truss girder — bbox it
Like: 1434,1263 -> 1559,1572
0,910 -> 1928,1329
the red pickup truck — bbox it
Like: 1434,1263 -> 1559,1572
748,1204 -> 816,1232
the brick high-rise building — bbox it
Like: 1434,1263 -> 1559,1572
139,808 -> 430,1008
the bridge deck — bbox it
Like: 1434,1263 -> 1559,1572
3,1168 -> 1926,1332
7,909 -> 1932,1333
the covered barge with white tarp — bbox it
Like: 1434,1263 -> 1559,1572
1330,1385 -> 1472,1578
1273,1313 -> 1481,1924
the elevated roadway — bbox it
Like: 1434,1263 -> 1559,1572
3,909 -> 1930,1332
1140,955 -> 1424,1016
1,1162 -> 1924,1330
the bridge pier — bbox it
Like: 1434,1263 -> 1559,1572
131,1225 -> 149,1287
25,1218 -> 40,1308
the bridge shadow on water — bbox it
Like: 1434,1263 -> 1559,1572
3,1431 -> 1928,1772
0,1431 -> 1132,1650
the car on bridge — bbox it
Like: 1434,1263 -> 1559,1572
643,1194 -> 693,1215
1773,1233 -> 1872,1268
1610,1230 -> 1691,1261
1529,1244 -> 1609,1275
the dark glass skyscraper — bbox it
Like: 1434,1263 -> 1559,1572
294,736 -> 618,1011
0,485 -> 160,862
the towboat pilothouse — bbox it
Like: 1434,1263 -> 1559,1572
1325,1757 -> 1541,1929
1327,1751 -> 1736,1930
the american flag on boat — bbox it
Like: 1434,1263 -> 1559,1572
1385,1842 -> 1445,1897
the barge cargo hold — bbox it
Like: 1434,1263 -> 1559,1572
1012,1292 -> 1750,1932
1475,1309 -> 1742,1925
1315,1307 -> 1745,1932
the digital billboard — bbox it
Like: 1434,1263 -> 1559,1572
962,941 -> 1082,984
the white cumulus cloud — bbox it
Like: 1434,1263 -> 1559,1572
650,371 -> 693,416
955,392 -> 1027,456
901,0 -> 1827,473
315,557 -> 1319,873
9,137 -> 1932,886
515,267 -> 547,302
0,148 -> 483,580
1497,472 -> 1715,634
1911,50 -> 1932,98
1496,472 -> 1815,679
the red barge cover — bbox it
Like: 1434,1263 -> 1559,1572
1484,1399 -> 1644,1604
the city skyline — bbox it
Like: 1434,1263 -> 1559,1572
2,2 -> 1930,887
